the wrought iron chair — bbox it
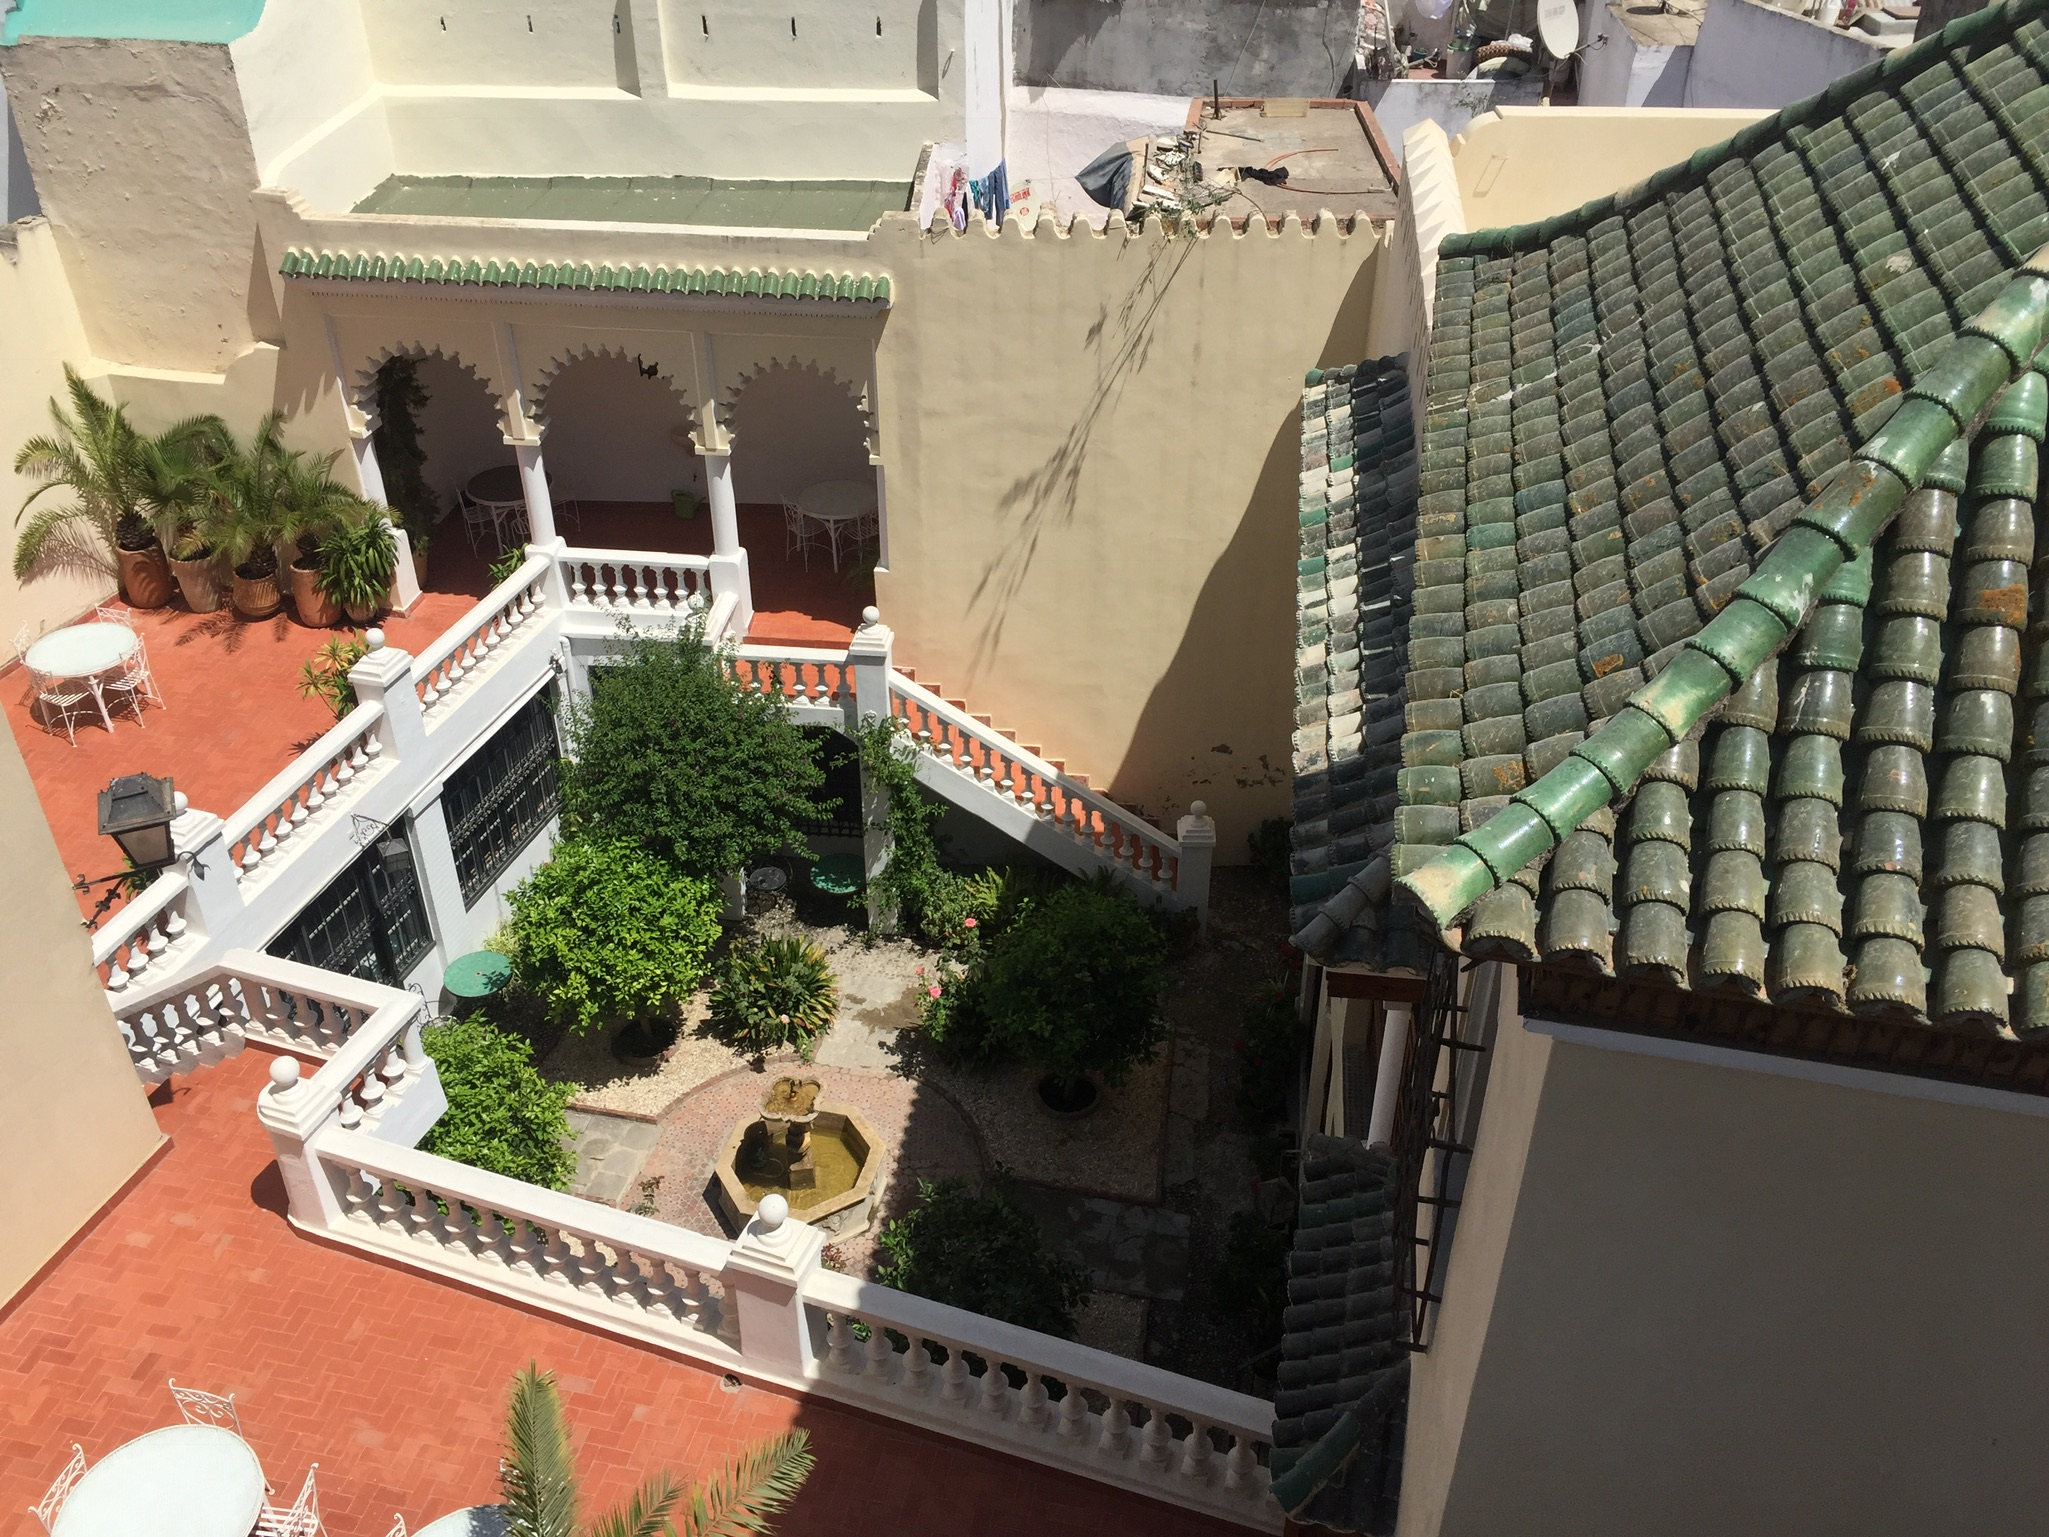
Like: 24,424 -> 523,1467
93,603 -> 164,719
28,1445 -> 87,1536
782,498 -> 827,570
256,1464 -> 322,1537
385,1516 -> 408,1537
170,1377 -> 245,1435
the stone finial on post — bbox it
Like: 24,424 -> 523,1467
719,1192 -> 828,1379
167,790 -> 246,943
255,1055 -> 347,1232
346,629 -> 425,761
848,608 -> 898,932
1176,800 -> 1218,933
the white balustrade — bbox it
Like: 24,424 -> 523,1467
560,549 -> 713,619
730,646 -> 852,710
413,553 -> 551,715
93,870 -> 196,992
223,705 -> 387,884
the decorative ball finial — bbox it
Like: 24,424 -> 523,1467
1190,800 -> 1208,817
757,1192 -> 789,1232
365,628 -> 386,651
268,1056 -> 301,1092
173,791 -> 189,815
860,605 -> 880,629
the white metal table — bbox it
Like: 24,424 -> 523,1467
467,466 -> 530,553
24,622 -> 139,734
794,479 -> 878,573
415,1505 -> 510,1537
52,1423 -> 265,1537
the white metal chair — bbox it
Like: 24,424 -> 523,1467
26,663 -> 103,745
782,499 -> 827,570
90,605 -> 163,720
459,490 -> 500,555
28,1445 -> 87,1536
170,1377 -> 245,1435
256,1464 -> 322,1537
385,1516 -> 408,1537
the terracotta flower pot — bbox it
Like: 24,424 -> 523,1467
345,597 -> 380,625
231,564 -> 282,619
168,553 -> 221,613
412,548 -> 430,588
116,544 -> 173,610
288,559 -> 340,628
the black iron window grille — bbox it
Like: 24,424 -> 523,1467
269,825 -> 433,986
444,690 -> 562,905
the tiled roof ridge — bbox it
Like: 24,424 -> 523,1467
277,248 -> 891,302
1388,253 -> 2049,943
1438,0 -> 2048,266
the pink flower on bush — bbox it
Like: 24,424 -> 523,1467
928,984 -> 942,998
914,965 -> 925,976
963,917 -> 978,929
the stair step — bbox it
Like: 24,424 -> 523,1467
998,728 -> 1017,743
973,713 -> 993,727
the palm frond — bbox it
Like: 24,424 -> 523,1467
501,1364 -> 580,1537
13,503 -> 118,582
587,1471 -> 683,1537
673,1432 -> 813,1537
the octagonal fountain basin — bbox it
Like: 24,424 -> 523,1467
711,1076 -> 883,1239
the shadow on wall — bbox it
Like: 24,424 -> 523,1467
965,232 -> 1202,676
729,362 -> 874,506
1018,0 -> 1358,98
1113,260 -> 1378,859
414,353 -> 511,513
539,353 -> 703,504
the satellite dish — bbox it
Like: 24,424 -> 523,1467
1537,0 -> 1579,57
1415,0 -> 1456,19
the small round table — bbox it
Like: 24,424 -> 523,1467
24,622 -> 139,734
416,1506 -> 511,1537
52,1423 -> 265,1537
809,852 -> 864,896
794,480 -> 879,573
444,950 -> 513,1016
467,466 -> 530,551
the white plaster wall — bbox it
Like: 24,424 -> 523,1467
727,362 -> 874,505
363,0 -> 624,88
662,0 -> 933,90
538,352 -> 704,503
1363,77 -> 1545,165
230,0 -> 394,213
1683,0 -> 1885,107
414,354 -> 516,517
1578,10 -> 1693,108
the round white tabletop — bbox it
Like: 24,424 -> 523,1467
415,1505 -> 510,1537
53,1424 -> 265,1537
795,479 -> 878,524
467,466 -> 525,508
25,622 -> 137,681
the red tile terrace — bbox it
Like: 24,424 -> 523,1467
0,1048 -> 1239,1537
4,504 -> 871,919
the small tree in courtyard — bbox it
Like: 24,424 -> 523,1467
875,1178 -> 1089,1338
562,629 -> 827,881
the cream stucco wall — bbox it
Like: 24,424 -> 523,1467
1449,106 -> 1768,230
0,217 -> 116,646
1400,1010 -> 2049,1537
230,0 -> 394,214
0,716 -> 164,1304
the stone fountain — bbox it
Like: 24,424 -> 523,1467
711,1076 -> 881,1239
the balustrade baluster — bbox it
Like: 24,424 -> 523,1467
1099,1399 -> 1131,1457
1223,1437 -> 1257,1491
1138,1406 -> 1171,1466
505,1220 -> 543,1278
1057,1383 -> 1089,1441
827,1314 -> 858,1372
903,1336 -> 933,1395
337,1095 -> 364,1131
978,1360 -> 1010,1420
163,904 -> 187,942
355,1066 -> 386,1114
339,1168 -> 377,1223
1020,1374 -> 1050,1431
573,1234 -> 612,1297
1179,1423 -> 1215,1481
372,1172 -> 409,1230
256,818 -> 279,860
628,566 -> 649,609
862,1322 -> 895,1382
538,1226 -> 576,1285
940,1347 -> 970,1405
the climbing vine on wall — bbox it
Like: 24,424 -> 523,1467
857,715 -> 949,935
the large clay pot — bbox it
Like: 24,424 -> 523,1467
289,559 -> 340,628
169,553 -> 221,614
116,543 -> 173,610
231,563 -> 282,619
345,597 -> 380,625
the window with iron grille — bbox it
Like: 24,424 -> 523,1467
269,826 -> 433,986
444,689 -> 562,905
799,726 -> 862,839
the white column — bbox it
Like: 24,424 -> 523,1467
871,463 -> 891,572
350,432 -> 388,505
848,606 -> 897,932
1365,1003 -> 1412,1148
405,785 -> 474,980
1174,801 -> 1217,932
513,440 -> 558,546
702,451 -> 754,634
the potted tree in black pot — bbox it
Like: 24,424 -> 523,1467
316,508 -> 399,625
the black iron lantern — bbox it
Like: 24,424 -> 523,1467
97,772 -> 178,873
375,831 -> 414,877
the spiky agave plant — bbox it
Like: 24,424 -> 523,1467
708,935 -> 839,1060
501,1364 -> 812,1537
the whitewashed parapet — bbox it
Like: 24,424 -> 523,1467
223,704 -> 387,886
560,549 -> 713,619
94,870 -> 196,993
731,645 -> 853,728
413,551 -> 552,717
807,1271 -> 1278,1530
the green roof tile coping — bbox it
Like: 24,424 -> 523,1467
1396,250 -> 2049,935
276,248 -> 890,304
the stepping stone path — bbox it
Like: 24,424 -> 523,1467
564,1108 -> 662,1206
1008,1182 -> 1192,1303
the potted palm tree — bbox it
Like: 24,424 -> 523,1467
316,508 -> 398,625
12,366 -> 209,609
204,414 -> 378,624
138,418 -> 230,613
500,1363 -> 811,1537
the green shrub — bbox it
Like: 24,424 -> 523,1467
857,716 -> 950,932
508,837 -> 721,1036
420,1016 -> 577,1190
564,630 -> 827,881
295,633 -> 368,720
709,934 -> 838,1058
1235,968 -> 1307,1127
936,881 -> 1169,1087
875,1178 -> 1089,1338
1214,1211 -> 1293,1354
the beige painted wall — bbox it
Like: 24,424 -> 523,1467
534,352 -> 705,504
1449,106 -> 1768,229
0,217 -> 116,648
0,718 -> 164,1304
230,0 -> 393,214
1402,1010 -> 2049,1537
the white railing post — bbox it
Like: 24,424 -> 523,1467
1175,801 -> 1217,931
703,452 -> 754,634
719,1194 -> 828,1377
168,794 -> 246,945
848,608 -> 897,932
347,628 -> 425,761
258,1055 -> 349,1231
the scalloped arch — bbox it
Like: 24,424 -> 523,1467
719,356 -> 875,457
347,341 -> 512,439
529,341 -> 703,441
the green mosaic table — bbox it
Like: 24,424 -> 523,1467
809,853 -> 863,897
